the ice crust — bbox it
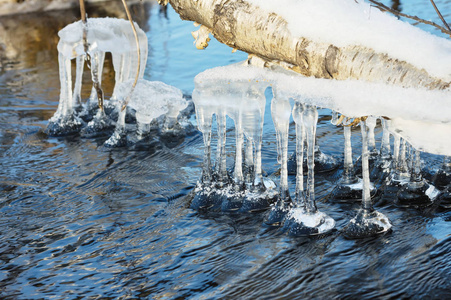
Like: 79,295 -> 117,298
287,207 -> 335,234
254,0 -> 451,81
58,18 -> 148,58
195,63 -> 451,156
116,79 -> 187,124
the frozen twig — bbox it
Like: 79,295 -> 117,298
121,0 -> 141,111
367,0 -> 451,38
79,0 -> 106,112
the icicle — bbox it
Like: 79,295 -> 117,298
282,103 -> 335,236
380,118 -> 391,159
397,138 -> 409,178
194,97 -> 214,183
271,96 -> 292,200
393,134 -> 400,163
46,53 -> 82,136
397,147 -> 439,206
343,126 -> 354,178
303,104 -> 318,213
72,54 -> 85,110
360,120 -> 372,211
244,139 -> 254,186
239,82 -> 277,213
366,116 -> 377,154
411,149 -> 422,183
292,101 -> 305,207
234,118 -> 244,184
59,53 -> 73,117
265,93 -> 292,225
343,120 -> 392,239
215,110 -> 228,183
201,124 -> 213,184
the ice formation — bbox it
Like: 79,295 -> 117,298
191,68 -> 277,212
46,18 -> 191,147
190,61 -> 451,237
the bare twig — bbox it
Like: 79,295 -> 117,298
429,0 -> 451,32
79,0 -> 87,23
79,0 -> 89,55
367,0 -> 451,38
121,0 -> 141,111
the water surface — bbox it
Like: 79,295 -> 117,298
0,1 -> 450,299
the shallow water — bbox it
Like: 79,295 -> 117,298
1,1 -> 451,299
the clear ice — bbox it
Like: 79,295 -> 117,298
191,68 -> 277,212
189,61 -> 450,238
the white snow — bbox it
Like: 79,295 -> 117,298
254,0 -> 451,81
58,18 -> 148,58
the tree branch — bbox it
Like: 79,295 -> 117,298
429,0 -> 451,32
367,0 -> 451,38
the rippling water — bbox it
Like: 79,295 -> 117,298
1,1 -> 451,299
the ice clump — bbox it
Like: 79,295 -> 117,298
46,18 -> 193,147
116,79 -> 186,125
47,17 -> 148,137
190,65 -> 278,213
104,79 -> 190,148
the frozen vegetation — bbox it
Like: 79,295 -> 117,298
46,17 -> 192,147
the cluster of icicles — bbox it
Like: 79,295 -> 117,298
191,64 -> 451,239
46,18 -> 191,147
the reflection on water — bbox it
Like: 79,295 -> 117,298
1,1 -> 451,299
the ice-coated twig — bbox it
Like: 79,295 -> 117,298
79,0 -> 106,112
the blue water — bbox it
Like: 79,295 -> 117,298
0,1 -> 450,299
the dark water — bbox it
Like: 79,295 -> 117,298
1,1 -> 451,299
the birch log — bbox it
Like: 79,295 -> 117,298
167,0 -> 450,90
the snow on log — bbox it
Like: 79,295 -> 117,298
167,0 -> 451,90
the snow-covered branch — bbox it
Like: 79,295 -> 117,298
167,0 -> 451,90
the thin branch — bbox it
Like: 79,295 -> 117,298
429,0 -> 451,32
121,0 -> 141,111
367,0 -> 451,38
79,0 -> 87,23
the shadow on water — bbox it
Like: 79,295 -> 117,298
1,0 -> 451,299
